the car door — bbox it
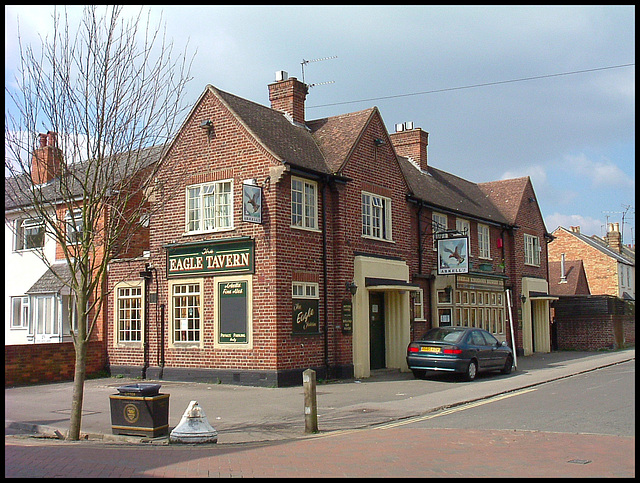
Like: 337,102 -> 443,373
480,330 -> 504,368
469,330 -> 492,370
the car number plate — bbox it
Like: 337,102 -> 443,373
420,346 -> 441,353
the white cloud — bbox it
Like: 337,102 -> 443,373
563,153 -> 635,189
501,164 -> 548,187
545,212 -> 604,238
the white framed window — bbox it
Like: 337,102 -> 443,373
11,296 -> 29,329
291,177 -> 318,230
432,212 -> 447,249
114,282 -> 143,345
362,191 -> 392,241
186,179 -> 233,233
292,281 -> 319,299
65,210 -> 84,245
14,218 -> 45,251
170,279 -> 202,345
456,218 -> 470,236
32,294 -> 58,340
61,294 -> 79,338
478,223 -> 491,259
413,289 -> 425,321
524,233 -> 541,266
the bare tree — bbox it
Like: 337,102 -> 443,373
5,6 -> 194,441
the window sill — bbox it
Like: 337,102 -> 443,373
183,227 -> 236,237
361,235 -> 395,244
290,224 -> 321,233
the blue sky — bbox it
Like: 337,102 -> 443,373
5,5 -> 635,244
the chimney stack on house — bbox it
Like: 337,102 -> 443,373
31,131 -> 63,185
560,253 -> 567,283
570,225 -> 581,234
606,222 -> 622,253
389,123 -> 429,171
268,71 -> 308,126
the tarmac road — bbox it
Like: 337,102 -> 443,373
5,349 -> 635,477
5,348 -> 635,444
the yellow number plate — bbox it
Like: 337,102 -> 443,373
420,346 -> 441,353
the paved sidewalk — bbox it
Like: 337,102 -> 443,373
5,348 -> 635,445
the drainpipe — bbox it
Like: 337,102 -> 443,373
321,177 -> 330,377
139,263 -> 153,379
159,303 -> 165,379
417,202 -> 423,275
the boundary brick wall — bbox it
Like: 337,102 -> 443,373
5,340 -> 107,387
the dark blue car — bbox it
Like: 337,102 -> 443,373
407,326 -> 514,381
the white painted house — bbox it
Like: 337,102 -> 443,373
5,132 -> 77,345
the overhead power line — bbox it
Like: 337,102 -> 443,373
307,63 -> 635,109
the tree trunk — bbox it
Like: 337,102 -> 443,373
68,338 -> 88,440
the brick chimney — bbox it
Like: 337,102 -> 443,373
268,71 -> 308,126
31,131 -> 63,185
606,222 -> 622,253
570,226 -> 581,234
389,123 -> 429,171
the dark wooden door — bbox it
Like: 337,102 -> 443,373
369,292 -> 385,370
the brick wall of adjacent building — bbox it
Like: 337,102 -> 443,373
5,340 -> 107,387
552,295 -> 635,351
549,228 -> 619,296
555,315 -> 635,350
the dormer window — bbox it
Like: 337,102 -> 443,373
14,218 -> 45,250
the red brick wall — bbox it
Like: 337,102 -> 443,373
5,341 -> 107,387
556,314 -> 635,351
549,228 -> 619,296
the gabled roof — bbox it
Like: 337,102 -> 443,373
553,226 -> 634,265
26,263 -> 73,294
5,144 -> 164,211
397,157 -> 510,226
306,108 -> 377,173
209,86 -> 331,175
477,177 -> 530,225
548,259 -> 591,296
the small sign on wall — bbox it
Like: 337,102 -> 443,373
242,183 -> 262,224
342,299 -> 353,334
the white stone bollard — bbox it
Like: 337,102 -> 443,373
169,400 -> 218,444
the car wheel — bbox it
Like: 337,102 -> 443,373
411,369 -> 426,379
501,355 -> 513,374
464,360 -> 478,381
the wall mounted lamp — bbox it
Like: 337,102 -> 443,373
199,119 -> 215,140
520,294 -> 527,304
374,138 -> 386,147
346,281 -> 358,296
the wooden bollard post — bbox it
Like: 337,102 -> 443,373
303,368 -> 318,433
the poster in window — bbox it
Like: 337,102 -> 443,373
242,184 -> 262,224
292,298 -> 319,334
437,236 -> 469,274
218,281 -> 248,343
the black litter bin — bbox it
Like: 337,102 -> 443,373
110,383 -> 169,437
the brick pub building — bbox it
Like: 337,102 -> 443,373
106,73 -> 554,386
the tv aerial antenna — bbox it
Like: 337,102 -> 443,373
301,55 -> 337,86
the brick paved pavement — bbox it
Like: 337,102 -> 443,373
6,425 -> 635,477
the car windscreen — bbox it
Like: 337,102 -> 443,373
420,328 -> 465,343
